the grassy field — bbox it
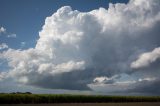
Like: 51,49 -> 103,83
0,94 -> 160,104
1,103 -> 160,106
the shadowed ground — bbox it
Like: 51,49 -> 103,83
1,103 -> 160,106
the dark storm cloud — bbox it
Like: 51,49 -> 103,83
126,79 -> 160,95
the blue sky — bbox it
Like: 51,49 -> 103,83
0,0 -> 160,95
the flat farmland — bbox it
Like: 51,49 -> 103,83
0,94 -> 160,105
1,103 -> 160,106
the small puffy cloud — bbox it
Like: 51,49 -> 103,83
0,27 -> 6,34
7,33 -> 16,38
0,27 -> 16,38
21,42 -> 26,46
20,42 -> 26,48
131,47 -> 160,69
138,77 -> 156,82
93,75 -> 119,84
0,0 -> 160,94
93,77 -> 110,84
0,43 -> 8,50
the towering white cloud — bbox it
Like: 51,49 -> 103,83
0,0 -> 160,93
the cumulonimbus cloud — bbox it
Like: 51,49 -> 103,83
0,0 -> 160,94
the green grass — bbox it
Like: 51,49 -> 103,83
0,94 -> 160,104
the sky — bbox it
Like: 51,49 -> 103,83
0,0 -> 160,95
